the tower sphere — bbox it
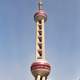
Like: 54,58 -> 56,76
34,10 -> 47,22
31,60 -> 51,77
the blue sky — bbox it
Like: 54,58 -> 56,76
0,0 -> 80,80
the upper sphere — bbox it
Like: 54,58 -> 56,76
34,10 -> 47,22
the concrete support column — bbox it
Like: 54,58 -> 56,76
36,21 -> 39,60
42,19 -> 45,59
37,75 -> 41,80
42,76 -> 47,80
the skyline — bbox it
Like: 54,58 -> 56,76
0,0 -> 80,80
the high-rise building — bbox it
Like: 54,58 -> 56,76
31,0 -> 51,80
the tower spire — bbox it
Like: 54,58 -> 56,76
38,0 -> 43,10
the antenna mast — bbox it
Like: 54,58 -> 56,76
38,0 -> 43,10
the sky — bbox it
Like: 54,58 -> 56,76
0,0 -> 80,80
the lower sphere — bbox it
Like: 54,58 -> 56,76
31,60 -> 51,77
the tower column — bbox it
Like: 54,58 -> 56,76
42,19 -> 45,59
37,75 -> 41,80
35,75 -> 47,80
36,21 -> 39,60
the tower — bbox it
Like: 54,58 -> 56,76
31,0 -> 51,80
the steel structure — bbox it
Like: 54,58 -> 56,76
31,0 -> 51,80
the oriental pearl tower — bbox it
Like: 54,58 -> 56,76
31,0 -> 51,80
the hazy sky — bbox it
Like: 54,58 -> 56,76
0,0 -> 80,80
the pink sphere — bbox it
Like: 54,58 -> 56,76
31,60 -> 51,77
34,10 -> 47,22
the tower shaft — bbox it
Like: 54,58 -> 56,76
36,19 -> 45,60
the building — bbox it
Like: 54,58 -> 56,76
30,0 -> 51,80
